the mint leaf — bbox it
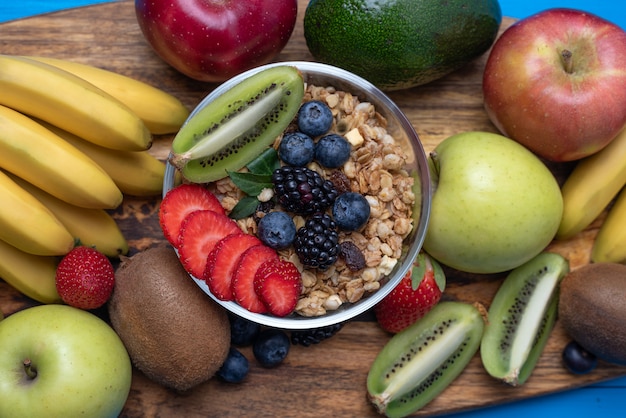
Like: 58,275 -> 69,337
228,195 -> 260,220
246,148 -> 280,175
228,171 -> 273,196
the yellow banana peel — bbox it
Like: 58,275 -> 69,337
0,54 -> 152,151
10,173 -> 129,258
0,104 -> 123,209
0,238 -> 62,304
0,169 -> 74,256
26,55 -> 189,135
591,186 -> 626,263
557,127 -> 626,240
41,121 -> 165,197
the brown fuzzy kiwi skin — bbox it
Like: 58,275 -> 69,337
558,262 -> 626,366
108,245 -> 231,392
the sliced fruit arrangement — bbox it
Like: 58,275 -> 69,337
159,183 -> 302,317
367,301 -> 485,417
169,65 -> 305,183
0,53 -> 188,303
481,252 -> 569,386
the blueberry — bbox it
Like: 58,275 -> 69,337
217,347 -> 250,383
257,211 -> 296,249
228,313 -> 261,346
278,132 -> 315,166
252,329 -> 290,368
314,134 -> 351,168
332,192 -> 371,231
562,340 -> 598,374
298,100 -> 333,137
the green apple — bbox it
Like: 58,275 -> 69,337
423,131 -> 563,274
0,304 -> 132,417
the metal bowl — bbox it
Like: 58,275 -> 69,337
163,61 -> 431,330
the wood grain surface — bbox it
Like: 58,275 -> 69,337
0,1 -> 624,417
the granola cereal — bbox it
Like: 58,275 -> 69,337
212,83 -> 416,317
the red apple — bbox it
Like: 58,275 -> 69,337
134,0 -> 298,82
483,8 -> 626,162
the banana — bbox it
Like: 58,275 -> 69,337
0,169 -> 74,256
26,55 -> 190,135
0,104 -> 123,209
39,120 -> 165,197
591,186 -> 626,263
557,127 -> 626,240
0,238 -> 62,304
0,54 -> 152,151
9,173 -> 129,258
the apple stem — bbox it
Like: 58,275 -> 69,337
561,49 -> 574,74
23,358 -> 38,379
428,151 -> 441,188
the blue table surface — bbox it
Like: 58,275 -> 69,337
1,1 -> 625,417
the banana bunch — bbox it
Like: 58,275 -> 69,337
0,53 -> 190,303
556,126 -> 626,263
557,127 -> 626,240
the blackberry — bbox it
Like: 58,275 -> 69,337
252,200 -> 275,224
294,213 -> 339,270
291,323 -> 345,347
272,166 -> 338,215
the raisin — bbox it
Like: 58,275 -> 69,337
339,241 -> 366,271
329,170 -> 352,195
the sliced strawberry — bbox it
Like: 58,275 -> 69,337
254,258 -> 302,317
205,233 -> 262,301
177,209 -> 241,279
159,183 -> 225,247
231,245 -> 279,313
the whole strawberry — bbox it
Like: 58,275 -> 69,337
374,252 -> 446,334
55,246 -> 115,310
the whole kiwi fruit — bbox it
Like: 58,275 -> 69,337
559,262 -> 626,366
108,245 -> 231,391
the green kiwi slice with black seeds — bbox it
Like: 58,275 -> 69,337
169,65 -> 304,183
481,251 -> 569,386
367,301 -> 485,418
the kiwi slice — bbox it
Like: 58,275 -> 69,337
481,252 -> 569,386
367,301 -> 485,418
169,65 -> 304,183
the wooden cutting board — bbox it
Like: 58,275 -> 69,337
1,1 -> 624,417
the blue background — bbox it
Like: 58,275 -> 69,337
0,1 -> 625,417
